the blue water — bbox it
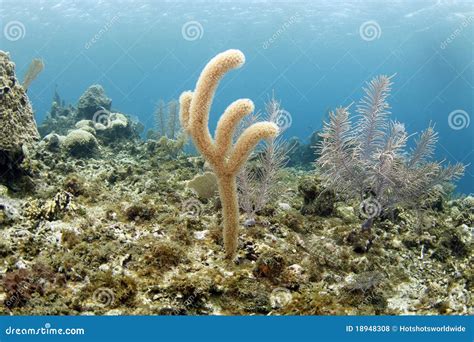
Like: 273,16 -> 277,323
1,0 -> 472,193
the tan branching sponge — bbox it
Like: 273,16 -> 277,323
180,49 -> 279,259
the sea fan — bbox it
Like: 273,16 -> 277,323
317,75 -> 465,230
237,95 -> 292,219
154,99 -> 181,139
317,105 -> 361,197
355,75 -> 393,163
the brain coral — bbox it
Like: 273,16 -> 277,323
0,51 -> 40,152
63,129 -> 98,157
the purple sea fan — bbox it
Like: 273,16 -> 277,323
237,95 -> 293,220
316,75 -> 465,231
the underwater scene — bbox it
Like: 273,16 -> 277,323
0,0 -> 472,318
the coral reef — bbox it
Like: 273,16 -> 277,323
0,51 -> 470,318
179,49 -> 279,259
95,112 -> 140,143
147,99 -> 187,159
36,88 -> 142,162
38,90 -> 75,136
0,109 -> 470,316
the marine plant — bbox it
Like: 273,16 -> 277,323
154,99 -> 180,139
317,75 -> 464,231
22,58 -> 44,91
237,95 -> 291,220
179,49 -> 279,259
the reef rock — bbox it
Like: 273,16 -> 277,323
0,196 -> 21,225
76,84 -> 112,120
335,204 -> 357,222
287,131 -> 321,168
95,113 -> 140,143
40,133 -> 64,152
0,51 -> 39,152
0,51 -> 40,182
75,119 -> 96,135
298,177 -> 336,216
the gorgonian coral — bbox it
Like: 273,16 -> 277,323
317,75 -> 464,230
